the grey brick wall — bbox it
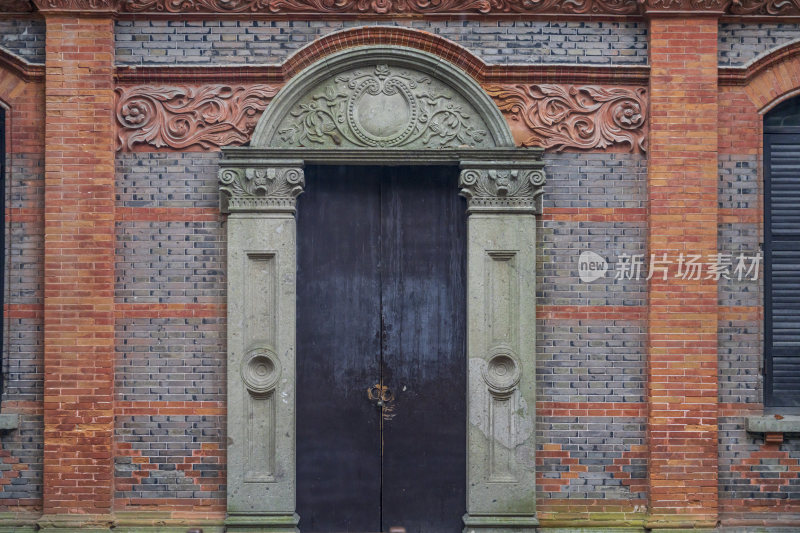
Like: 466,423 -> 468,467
719,23 -> 800,66
538,153 -> 648,308
115,219 -> 226,305
535,153 -> 647,501
115,20 -> 648,66
718,155 -> 761,407
115,414 -> 225,505
719,421 -> 800,501
1,154 -> 44,507
116,317 -> 225,404
716,153 -> 800,504
116,153 -> 221,210
0,18 -> 45,65
115,152 -> 226,507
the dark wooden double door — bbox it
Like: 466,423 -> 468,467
296,166 -> 467,533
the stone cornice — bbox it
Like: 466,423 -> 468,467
220,147 -> 545,166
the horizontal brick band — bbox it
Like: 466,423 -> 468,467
114,303 -> 224,319
115,401 -> 225,416
538,305 -> 646,321
538,401 -> 646,417
540,207 -> 647,223
116,207 -> 221,222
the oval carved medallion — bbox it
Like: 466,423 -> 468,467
276,64 -> 491,149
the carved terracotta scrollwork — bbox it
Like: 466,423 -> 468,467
637,0 -> 727,10
728,0 -> 800,14
115,84 -> 278,151
0,0 -> 34,11
485,84 -> 647,153
30,0 -> 115,10
119,0 -> 639,14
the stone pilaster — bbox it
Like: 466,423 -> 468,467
220,160 -> 304,533
459,162 -> 544,533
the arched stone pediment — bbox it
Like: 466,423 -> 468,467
250,46 -> 515,150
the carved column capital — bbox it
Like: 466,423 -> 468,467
219,161 -> 305,214
459,162 -> 545,215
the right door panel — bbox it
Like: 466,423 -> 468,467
380,166 -> 467,533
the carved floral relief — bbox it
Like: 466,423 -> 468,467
273,64 -> 492,149
13,0 -> 798,15
115,84 -> 278,151
728,0 -> 800,14
30,0 -> 115,9
119,0 -> 640,14
638,0 -> 727,10
486,84 -> 647,153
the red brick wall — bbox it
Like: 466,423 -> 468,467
42,15 -> 115,517
646,16 -> 719,528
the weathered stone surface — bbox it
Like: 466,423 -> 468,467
464,211 -> 539,532
223,163 -> 303,530
746,415 -> 800,434
251,46 -> 516,150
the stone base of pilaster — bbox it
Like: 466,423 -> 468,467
36,514 -> 114,532
463,513 -> 539,533
225,513 -> 299,533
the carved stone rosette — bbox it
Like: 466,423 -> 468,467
219,162 -> 304,214
459,162 -> 546,215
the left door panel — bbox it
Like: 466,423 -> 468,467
297,166 -> 383,532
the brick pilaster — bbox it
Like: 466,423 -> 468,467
646,17 -> 719,528
41,15 -> 116,518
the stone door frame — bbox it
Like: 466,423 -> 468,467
218,46 -> 545,533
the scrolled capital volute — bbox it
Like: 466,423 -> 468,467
459,162 -> 545,215
219,161 -> 305,214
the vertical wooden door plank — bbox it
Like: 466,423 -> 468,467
380,166 -> 467,533
296,165 -> 383,532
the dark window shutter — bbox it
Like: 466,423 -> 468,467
764,124 -> 800,407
